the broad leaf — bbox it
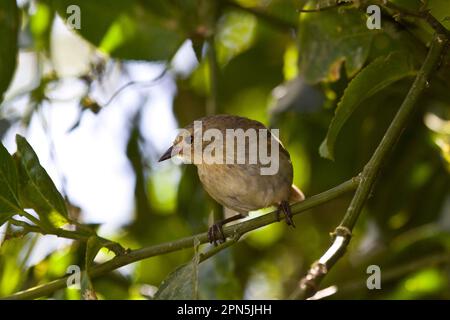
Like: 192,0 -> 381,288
48,0 -> 185,61
0,0 -> 19,105
0,142 -> 21,226
216,11 -> 257,65
298,6 -> 374,83
320,51 -> 417,160
154,239 -> 201,299
199,249 -> 241,299
14,135 -> 69,228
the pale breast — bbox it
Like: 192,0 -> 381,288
196,154 -> 293,213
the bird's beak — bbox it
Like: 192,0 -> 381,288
158,145 -> 175,162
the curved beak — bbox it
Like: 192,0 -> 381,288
158,146 -> 175,162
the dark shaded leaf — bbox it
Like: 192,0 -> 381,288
191,36 -> 204,62
320,51 -> 417,160
0,142 -> 21,226
0,0 -> 19,105
199,249 -> 241,299
14,135 -> 69,228
177,166 -> 210,232
298,6 -> 374,83
154,238 -> 200,299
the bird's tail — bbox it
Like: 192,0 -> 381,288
289,184 -> 305,203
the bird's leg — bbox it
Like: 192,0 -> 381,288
208,213 -> 245,245
277,201 -> 296,228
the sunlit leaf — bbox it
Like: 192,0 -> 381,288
216,11 -> 257,65
30,1 -> 54,51
0,236 -> 37,296
14,135 -> 69,229
0,0 -> 19,105
298,6 -> 374,83
0,142 -> 21,226
320,51 -> 416,160
154,239 -> 200,300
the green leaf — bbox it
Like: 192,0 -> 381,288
199,249 -> 241,299
298,6 -> 374,84
154,238 -> 201,300
319,51 -> 417,160
0,0 -> 19,105
99,10 -> 183,61
216,11 -> 257,65
49,0 -> 184,61
14,135 -> 69,228
0,142 -> 21,226
428,0 -> 450,30
29,1 -> 55,51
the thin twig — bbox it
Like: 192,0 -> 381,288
381,1 -> 450,38
103,67 -> 169,107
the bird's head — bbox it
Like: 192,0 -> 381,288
158,117 -> 218,163
158,125 -> 195,163
158,114 -> 273,165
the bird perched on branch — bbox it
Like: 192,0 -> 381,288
159,114 -> 304,244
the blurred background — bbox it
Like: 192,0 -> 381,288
0,0 -> 449,299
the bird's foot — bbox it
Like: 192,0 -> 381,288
207,213 -> 245,246
277,200 -> 296,228
208,222 -> 226,246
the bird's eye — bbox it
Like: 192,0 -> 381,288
184,135 -> 193,144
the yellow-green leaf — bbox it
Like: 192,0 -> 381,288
14,135 -> 69,228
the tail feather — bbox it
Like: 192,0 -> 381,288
289,184 -> 305,203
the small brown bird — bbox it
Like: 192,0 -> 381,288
159,114 -> 304,244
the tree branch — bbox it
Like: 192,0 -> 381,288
379,1 -> 450,38
2,178 -> 359,300
9,213 -> 127,256
290,33 -> 449,300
